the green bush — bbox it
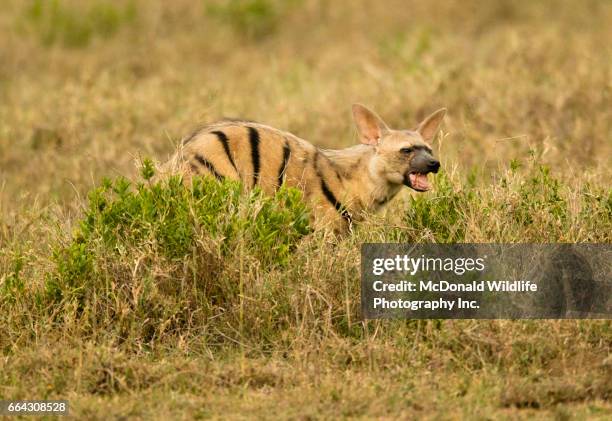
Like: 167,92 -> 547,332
512,165 -> 568,228
23,0 -> 136,48
404,171 -> 474,243
44,160 -> 310,341
402,162 -> 609,242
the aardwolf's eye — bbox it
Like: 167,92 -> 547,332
400,147 -> 414,154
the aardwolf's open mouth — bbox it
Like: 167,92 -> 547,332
405,172 -> 431,192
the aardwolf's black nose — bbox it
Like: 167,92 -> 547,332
428,159 -> 440,173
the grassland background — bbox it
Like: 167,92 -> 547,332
0,0 -> 611,419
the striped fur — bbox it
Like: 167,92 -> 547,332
159,105 -> 446,232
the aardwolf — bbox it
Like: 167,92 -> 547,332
160,104 -> 446,232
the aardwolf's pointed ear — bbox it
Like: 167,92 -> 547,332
417,108 -> 447,142
352,104 -> 389,145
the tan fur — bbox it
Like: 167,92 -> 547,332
159,105 -> 446,232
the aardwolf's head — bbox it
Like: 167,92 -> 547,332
352,104 -> 446,192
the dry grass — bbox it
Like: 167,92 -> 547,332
0,0 -> 611,419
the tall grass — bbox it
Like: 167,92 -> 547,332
3,159 -> 609,344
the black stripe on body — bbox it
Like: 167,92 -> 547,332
194,154 -> 223,181
320,179 -> 352,224
314,151 -> 352,225
247,127 -> 260,186
211,130 -> 238,173
277,142 -> 291,188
